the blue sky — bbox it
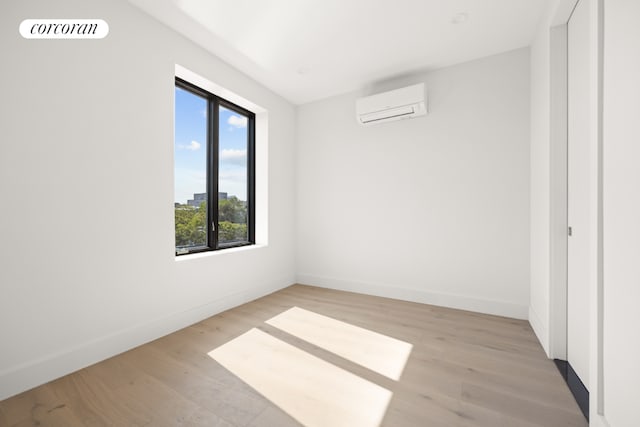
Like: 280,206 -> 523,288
174,86 -> 248,204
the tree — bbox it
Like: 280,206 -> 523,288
218,221 -> 247,242
174,202 -> 206,247
218,196 -> 247,224
175,197 -> 247,247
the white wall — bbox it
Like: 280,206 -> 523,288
296,48 -> 531,319
602,0 -> 640,424
0,0 -> 296,400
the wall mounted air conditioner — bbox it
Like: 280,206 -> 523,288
356,83 -> 427,125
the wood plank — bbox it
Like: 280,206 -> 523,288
461,382 -> 586,427
0,284 -> 587,427
123,344 -> 268,426
208,328 -> 393,427
265,306 -> 413,380
248,406 -> 301,427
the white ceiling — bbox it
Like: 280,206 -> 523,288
128,0 -> 552,105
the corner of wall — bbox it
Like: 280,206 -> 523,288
0,278 -> 290,401
528,305 -> 551,356
298,275 -> 530,320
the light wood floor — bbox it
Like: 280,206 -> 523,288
0,285 -> 587,427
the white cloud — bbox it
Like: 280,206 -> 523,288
219,170 -> 247,181
219,170 -> 248,200
227,115 -> 247,128
220,149 -> 247,166
178,140 -> 201,151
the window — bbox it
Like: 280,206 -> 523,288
174,77 -> 255,255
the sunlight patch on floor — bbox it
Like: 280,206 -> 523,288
208,328 -> 392,427
265,306 -> 413,380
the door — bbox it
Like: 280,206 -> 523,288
567,0 -> 590,389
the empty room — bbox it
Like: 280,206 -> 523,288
0,0 -> 638,426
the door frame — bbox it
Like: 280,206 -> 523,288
547,0 -> 606,424
549,21 -> 568,361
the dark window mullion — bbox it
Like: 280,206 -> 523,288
205,98 -> 216,249
175,77 -> 255,255
210,98 -> 220,249
247,114 -> 256,243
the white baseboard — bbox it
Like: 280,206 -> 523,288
0,278 -> 292,401
296,274 -> 529,320
528,305 -> 550,357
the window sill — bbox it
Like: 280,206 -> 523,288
175,244 -> 267,262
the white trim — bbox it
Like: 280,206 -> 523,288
175,243 -> 268,261
590,0 -> 605,418
0,278 -> 292,401
548,23 -> 568,361
175,64 -> 266,114
297,275 -> 528,320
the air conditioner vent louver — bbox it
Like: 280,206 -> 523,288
356,83 -> 427,125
